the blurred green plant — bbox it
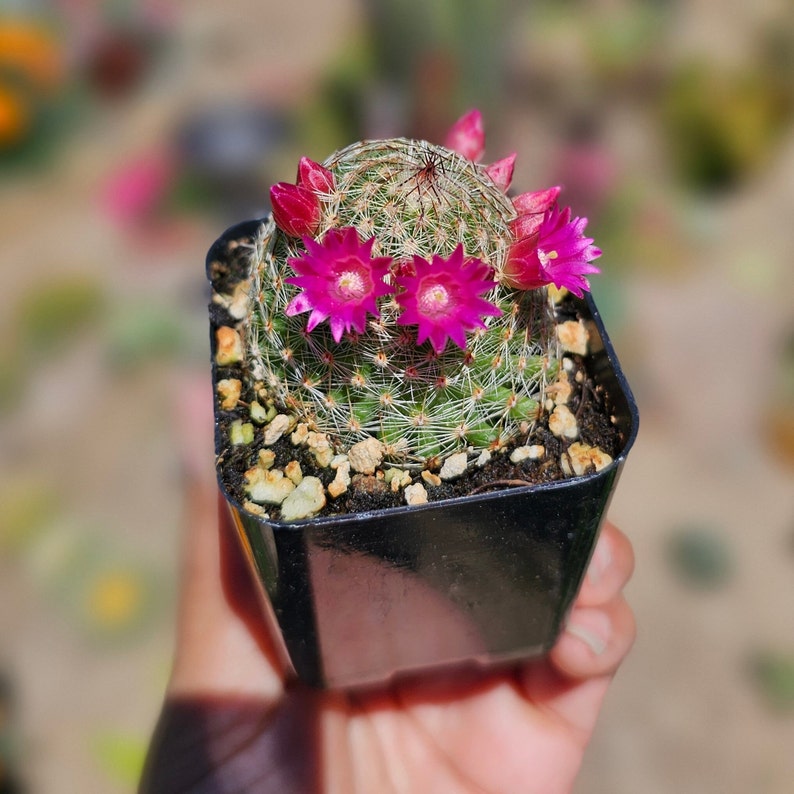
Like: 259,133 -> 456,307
15,274 -> 104,357
0,478 -> 58,556
667,524 -> 734,590
104,302 -> 190,370
748,651 -> 794,713
662,62 -> 792,193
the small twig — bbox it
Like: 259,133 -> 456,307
469,479 -> 535,495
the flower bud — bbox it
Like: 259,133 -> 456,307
484,153 -> 516,191
512,185 -> 561,216
444,109 -> 485,161
270,182 -> 320,237
297,157 -> 335,194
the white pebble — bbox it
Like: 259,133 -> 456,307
280,476 -> 327,521
347,437 -> 384,474
549,405 -> 579,440
510,444 -> 546,463
404,482 -> 429,506
264,414 -> 292,445
476,450 -> 491,467
439,452 -> 468,481
244,467 -> 295,505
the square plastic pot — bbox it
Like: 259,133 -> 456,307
209,220 -> 639,690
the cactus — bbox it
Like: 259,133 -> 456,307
239,110 -> 601,470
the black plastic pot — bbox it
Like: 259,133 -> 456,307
208,220 -> 639,690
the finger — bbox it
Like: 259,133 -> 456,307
574,521 -> 635,608
168,374 -> 285,700
549,595 -> 636,681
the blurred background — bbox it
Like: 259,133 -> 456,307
1,0 -> 793,791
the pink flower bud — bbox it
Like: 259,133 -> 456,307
270,182 -> 320,237
484,153 -> 516,191
510,213 -> 545,240
296,157 -> 335,194
512,185 -> 561,216
444,109 -> 485,161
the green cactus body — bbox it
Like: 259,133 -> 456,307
246,137 -> 559,465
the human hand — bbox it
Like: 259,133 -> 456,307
140,384 -> 635,794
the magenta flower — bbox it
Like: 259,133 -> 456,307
285,227 -> 394,342
444,109 -> 485,162
510,185 -> 562,240
503,206 -> 601,297
395,245 -> 502,353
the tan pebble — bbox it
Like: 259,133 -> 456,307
217,378 -> 242,410
242,500 -> 267,517
327,480 -> 347,498
215,326 -> 243,365
549,405 -> 579,440
328,461 -> 351,498
421,470 -> 442,487
263,414 -> 291,445
561,442 -> 614,477
546,371 -> 572,406
307,432 -> 335,468
258,449 -> 276,469
291,423 -> 310,446
330,454 -> 349,469
556,320 -> 589,356
476,450 -> 491,467
510,444 -> 546,463
404,483 -> 429,506
348,437 -> 384,475
389,469 -> 411,492
284,460 -> 303,484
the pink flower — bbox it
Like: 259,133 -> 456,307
484,153 -> 516,191
510,185 -> 561,240
270,182 -> 320,237
444,109 -> 485,162
285,227 -> 394,342
503,206 -> 601,297
395,245 -> 502,353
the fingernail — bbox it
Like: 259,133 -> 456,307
566,611 -> 611,656
587,534 -> 612,586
